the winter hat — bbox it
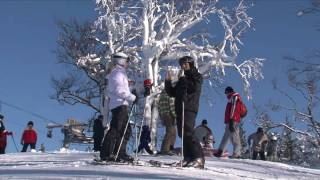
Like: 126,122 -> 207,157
225,86 -> 234,94
27,121 -> 34,126
112,52 -> 129,66
257,127 -> 263,133
179,56 -> 194,67
0,114 -> 3,120
202,119 -> 208,125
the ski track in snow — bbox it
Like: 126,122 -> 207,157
0,152 -> 319,180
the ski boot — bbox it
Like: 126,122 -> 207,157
186,157 -> 205,169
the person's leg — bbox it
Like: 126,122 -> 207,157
183,111 -> 204,168
30,143 -> 36,150
218,125 -> 231,153
230,122 -> 241,157
168,114 -> 176,152
260,151 -> 266,160
21,144 -> 28,152
252,151 -> 258,160
161,114 -> 174,153
113,106 -> 129,156
100,106 -> 122,160
144,144 -> 154,155
0,147 -> 5,154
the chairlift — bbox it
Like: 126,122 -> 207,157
46,118 -> 93,148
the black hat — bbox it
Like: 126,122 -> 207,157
0,114 -> 3,119
179,56 -> 194,66
202,119 -> 208,125
225,86 -> 234,94
257,127 -> 263,133
27,121 -> 34,126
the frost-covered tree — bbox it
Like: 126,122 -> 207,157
54,0 -> 264,149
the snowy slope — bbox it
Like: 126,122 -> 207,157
0,151 -> 319,180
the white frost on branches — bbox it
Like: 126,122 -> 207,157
62,0 -> 264,150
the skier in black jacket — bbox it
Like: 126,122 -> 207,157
165,56 -> 204,168
93,115 -> 105,152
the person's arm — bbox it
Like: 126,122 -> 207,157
165,80 -> 176,97
230,95 -> 238,120
184,68 -> 203,94
112,72 -> 136,102
21,130 -> 25,145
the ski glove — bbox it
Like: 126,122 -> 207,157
229,119 -> 235,132
132,89 -> 139,104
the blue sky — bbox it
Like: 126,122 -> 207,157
0,0 -> 319,153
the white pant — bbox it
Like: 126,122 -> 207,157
218,123 -> 241,157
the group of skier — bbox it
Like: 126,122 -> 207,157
0,114 -> 38,154
0,51 -> 277,169
90,52 -> 255,169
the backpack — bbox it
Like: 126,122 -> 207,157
239,100 -> 247,118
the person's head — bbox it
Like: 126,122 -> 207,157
142,125 -> 149,131
27,121 -> 34,128
201,119 -> 208,126
224,86 -> 234,96
257,127 -> 264,134
0,114 -> 3,121
97,115 -> 103,120
179,56 -> 194,71
112,52 -> 130,69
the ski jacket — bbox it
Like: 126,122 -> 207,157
158,91 -> 176,119
21,128 -> 37,144
248,132 -> 268,152
224,92 -> 242,124
107,65 -> 136,110
165,67 -> 203,115
0,130 -> 12,148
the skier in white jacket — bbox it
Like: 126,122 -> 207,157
100,52 -> 137,162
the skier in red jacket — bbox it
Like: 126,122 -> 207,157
21,121 -> 37,152
0,114 -> 13,154
214,86 -> 242,158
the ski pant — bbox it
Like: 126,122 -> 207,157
176,110 -> 203,160
160,114 -> 176,153
100,105 -> 131,160
138,143 -> 153,155
252,151 -> 266,160
0,147 -> 5,154
218,123 -> 241,157
93,136 -> 103,152
21,143 -> 36,152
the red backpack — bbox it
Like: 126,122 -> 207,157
239,99 -> 247,118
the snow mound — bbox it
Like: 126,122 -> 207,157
0,152 -> 319,180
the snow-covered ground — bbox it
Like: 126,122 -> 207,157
0,151 -> 319,180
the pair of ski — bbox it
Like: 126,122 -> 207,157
92,158 -> 181,168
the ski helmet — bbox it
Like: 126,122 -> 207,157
112,52 -> 129,66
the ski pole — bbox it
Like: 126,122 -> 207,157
10,135 -> 19,152
135,97 -> 148,161
114,103 -> 135,161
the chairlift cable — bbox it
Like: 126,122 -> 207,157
0,100 -> 60,125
